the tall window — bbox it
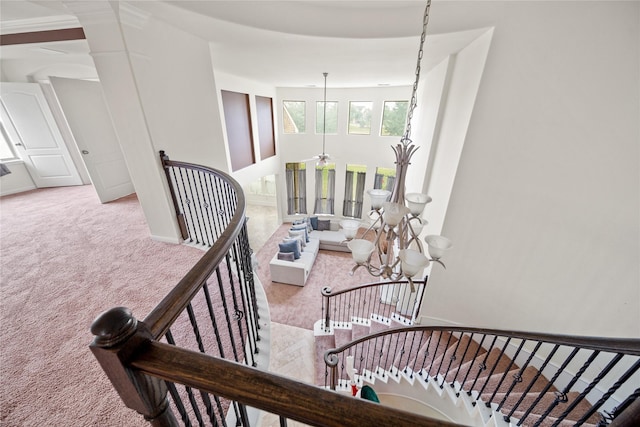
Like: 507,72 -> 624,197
313,163 -> 335,215
380,101 -> 409,136
285,162 -> 307,214
315,101 -> 338,134
374,167 -> 396,192
283,101 -> 305,133
343,164 -> 367,218
348,101 -> 372,135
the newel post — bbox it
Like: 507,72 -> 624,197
90,307 -> 178,427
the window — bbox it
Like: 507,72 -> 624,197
221,90 -> 255,171
283,101 -> 306,133
285,162 -> 307,214
313,163 -> 335,215
315,101 -> 338,134
343,164 -> 367,218
348,101 -> 372,135
374,167 -> 396,193
256,96 -> 276,160
380,101 -> 409,137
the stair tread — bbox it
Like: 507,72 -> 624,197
314,318 -> 609,427
491,391 -> 600,425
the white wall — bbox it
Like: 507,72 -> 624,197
0,162 -> 36,196
421,1 -> 639,338
121,10 -> 227,172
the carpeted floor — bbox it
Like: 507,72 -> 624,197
254,224 -> 375,331
0,184 -> 363,426
0,186 -> 211,426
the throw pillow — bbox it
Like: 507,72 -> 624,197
310,216 -> 319,230
277,252 -> 295,262
289,228 -> 307,244
278,240 -> 300,259
317,219 -> 331,231
283,236 -> 303,253
290,224 -> 309,242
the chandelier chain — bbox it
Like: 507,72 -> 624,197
402,0 -> 432,145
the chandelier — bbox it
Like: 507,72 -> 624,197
347,0 -> 451,291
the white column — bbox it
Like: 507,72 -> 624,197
64,1 -> 182,243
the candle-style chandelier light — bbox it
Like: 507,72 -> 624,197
347,0 -> 451,291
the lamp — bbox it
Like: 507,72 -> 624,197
349,0 -> 450,291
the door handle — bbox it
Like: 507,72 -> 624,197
81,150 -> 89,154
15,143 -> 23,146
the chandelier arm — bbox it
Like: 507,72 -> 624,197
358,209 -> 383,240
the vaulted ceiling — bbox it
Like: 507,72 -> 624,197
0,1 -> 485,87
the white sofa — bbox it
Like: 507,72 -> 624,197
269,238 -> 320,286
309,220 -> 359,252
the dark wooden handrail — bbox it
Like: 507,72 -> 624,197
321,279 -> 425,298
132,340 -> 461,427
144,157 -> 246,339
325,326 -> 640,362
92,155 -> 640,426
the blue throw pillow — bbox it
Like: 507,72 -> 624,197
310,216 -> 319,230
278,240 -> 300,259
283,236 -> 303,253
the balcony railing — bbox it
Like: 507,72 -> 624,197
324,326 -> 640,426
89,154 -> 640,426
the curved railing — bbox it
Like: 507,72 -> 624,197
90,154 -> 640,426
325,326 -> 640,426
91,153 -> 261,426
321,279 -> 427,332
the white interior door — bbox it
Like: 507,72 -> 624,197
0,82 -> 82,188
50,77 -> 134,203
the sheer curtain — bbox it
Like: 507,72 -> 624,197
327,168 -> 335,215
354,171 -> 366,218
286,167 -> 295,215
343,170 -> 355,217
297,167 -> 307,214
343,170 -> 366,218
286,163 -> 307,214
314,166 -> 335,215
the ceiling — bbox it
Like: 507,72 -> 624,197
0,0 -> 486,87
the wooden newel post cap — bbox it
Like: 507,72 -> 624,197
91,306 -> 138,348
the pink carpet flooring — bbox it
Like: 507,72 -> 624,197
0,186 -> 206,426
0,185 -> 372,425
254,224 -> 376,331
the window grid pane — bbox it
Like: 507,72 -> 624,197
381,101 -> 409,137
348,101 -> 372,135
315,101 -> 338,134
283,101 -> 306,134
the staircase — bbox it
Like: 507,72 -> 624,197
314,315 -> 639,427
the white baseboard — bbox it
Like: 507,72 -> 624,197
150,234 -> 182,244
0,184 -> 37,197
